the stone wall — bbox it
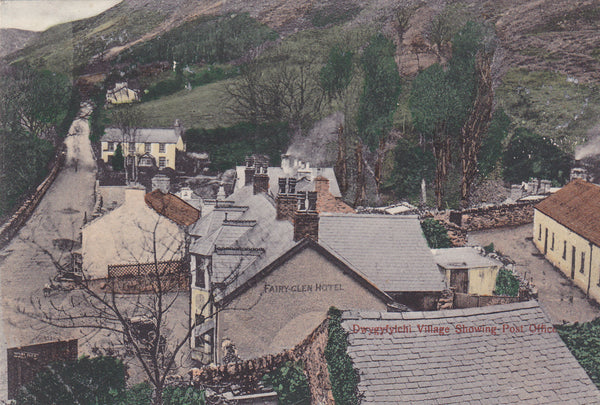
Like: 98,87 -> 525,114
0,147 -> 65,248
190,317 -> 333,404
460,200 -> 540,231
429,199 -> 543,247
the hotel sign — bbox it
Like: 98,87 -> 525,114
263,283 -> 344,293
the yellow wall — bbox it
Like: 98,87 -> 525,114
443,266 -> 499,296
533,209 -> 600,303
101,137 -> 184,170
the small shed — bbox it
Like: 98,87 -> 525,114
432,247 -> 502,296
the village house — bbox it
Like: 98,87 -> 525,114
533,179 -> 600,303
100,120 -> 185,170
432,247 -> 503,296
188,166 -> 445,364
341,300 -> 600,403
105,82 -> 141,105
81,187 -> 199,280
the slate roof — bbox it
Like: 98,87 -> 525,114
101,127 -> 181,143
431,247 -> 503,270
535,179 -> 600,246
319,214 -> 446,292
145,190 -> 200,226
189,186 -> 295,296
342,301 -> 600,404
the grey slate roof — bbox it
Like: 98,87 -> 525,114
101,127 -> 181,143
189,186 -> 295,298
319,214 -> 446,292
342,301 -> 600,404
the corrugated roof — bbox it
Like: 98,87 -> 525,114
101,127 -> 181,143
145,190 -> 200,226
319,214 -> 446,292
343,301 -> 600,404
535,179 -> 600,246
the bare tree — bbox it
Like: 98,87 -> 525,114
110,106 -> 141,183
20,201 -> 245,405
225,52 -> 324,134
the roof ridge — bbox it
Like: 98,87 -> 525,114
342,300 -> 540,321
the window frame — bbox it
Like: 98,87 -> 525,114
159,143 -> 166,153
145,142 -> 151,153
159,156 -> 166,169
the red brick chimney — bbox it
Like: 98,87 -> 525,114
276,177 -> 297,221
294,191 -> 319,242
315,176 -> 330,195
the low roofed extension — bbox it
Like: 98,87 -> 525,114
535,179 -> 600,246
342,301 -> 600,404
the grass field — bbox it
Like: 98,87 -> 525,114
111,79 -> 238,129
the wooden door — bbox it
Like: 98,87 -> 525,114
450,269 -> 469,293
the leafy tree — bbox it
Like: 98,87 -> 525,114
410,64 -> 456,209
16,356 -> 126,405
0,125 -> 54,216
494,268 -> 520,297
410,22 -> 488,208
383,139 -> 435,200
356,33 -> 402,200
262,361 -> 311,405
478,109 -> 510,178
502,128 -> 572,184
420,218 -> 452,248
112,143 -> 125,171
557,319 -> 600,389
320,46 -> 354,101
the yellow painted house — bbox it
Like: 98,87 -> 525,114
533,179 -> 600,303
100,121 -> 185,170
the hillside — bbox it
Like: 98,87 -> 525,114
0,28 -> 38,58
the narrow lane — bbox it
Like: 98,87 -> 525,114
0,103 -> 97,400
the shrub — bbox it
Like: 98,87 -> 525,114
383,139 -> 435,201
185,122 -> 290,171
262,361 -> 310,405
112,143 -> 124,171
494,268 -> 520,297
16,356 -> 126,405
421,218 -> 453,248
557,319 -> 600,389
325,307 -> 360,405
483,243 -> 495,253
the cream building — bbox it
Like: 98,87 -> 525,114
533,179 -> 600,303
81,188 -> 198,280
106,82 -> 140,104
100,121 -> 185,170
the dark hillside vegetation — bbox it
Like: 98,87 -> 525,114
115,13 -> 279,66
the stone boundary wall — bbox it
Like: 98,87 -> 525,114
190,316 -> 333,404
0,147 -> 66,248
429,199 -> 543,247
460,200 -> 540,231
